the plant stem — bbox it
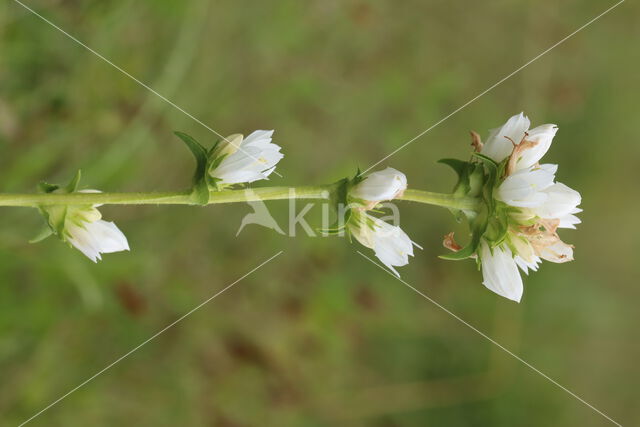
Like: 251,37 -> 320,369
398,189 -> 480,211
0,185 -> 480,211
0,186 -> 333,207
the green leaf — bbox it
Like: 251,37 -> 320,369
174,131 -> 210,205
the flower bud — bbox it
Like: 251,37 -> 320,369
350,167 -> 407,206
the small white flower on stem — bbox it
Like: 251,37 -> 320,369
210,130 -> 283,184
348,212 -> 420,277
350,167 -> 407,207
41,190 -> 129,262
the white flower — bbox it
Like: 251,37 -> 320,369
350,167 -> 407,204
66,218 -> 129,262
481,112 -> 558,170
349,212 -> 420,277
210,130 -> 283,184
57,194 -> 129,262
480,240 -> 523,302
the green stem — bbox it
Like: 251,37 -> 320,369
398,189 -> 480,211
0,186 -> 333,207
0,185 -> 480,211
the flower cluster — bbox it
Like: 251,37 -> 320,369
444,113 -> 581,302
345,167 -> 420,277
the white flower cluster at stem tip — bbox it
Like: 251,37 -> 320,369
477,113 -> 581,302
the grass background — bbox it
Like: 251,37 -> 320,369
0,0 -> 638,425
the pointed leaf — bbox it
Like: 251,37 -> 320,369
174,131 -> 210,205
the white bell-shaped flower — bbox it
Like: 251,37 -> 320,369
210,130 -> 284,184
349,212 -> 419,277
65,217 -> 129,262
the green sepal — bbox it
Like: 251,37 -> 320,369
174,131 -> 210,206
29,226 -> 54,243
351,168 -> 365,187
207,153 -> 228,176
438,158 -> 485,223
437,158 -> 469,178
207,139 -> 222,159
65,170 -> 82,193
38,181 -> 59,193
471,152 -> 498,169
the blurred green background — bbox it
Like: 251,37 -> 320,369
0,0 -> 637,425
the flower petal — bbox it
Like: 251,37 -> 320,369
497,164 -> 556,208
515,124 -> 558,170
533,182 -> 581,219
480,241 -> 524,302
481,113 -> 530,163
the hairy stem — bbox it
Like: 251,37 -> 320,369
0,185 -> 480,210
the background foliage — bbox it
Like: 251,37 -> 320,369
0,0 -> 637,425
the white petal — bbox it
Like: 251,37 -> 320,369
480,240 -> 523,302
539,241 -> 574,263
515,124 -> 557,170
242,130 -> 274,147
370,218 -> 417,277
558,213 -> 581,229
66,222 -> 102,262
497,165 -> 556,208
481,113 -> 530,163
349,213 -> 419,277
85,220 -> 130,253
351,167 -> 407,202
212,140 -> 284,184
533,182 -> 581,219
